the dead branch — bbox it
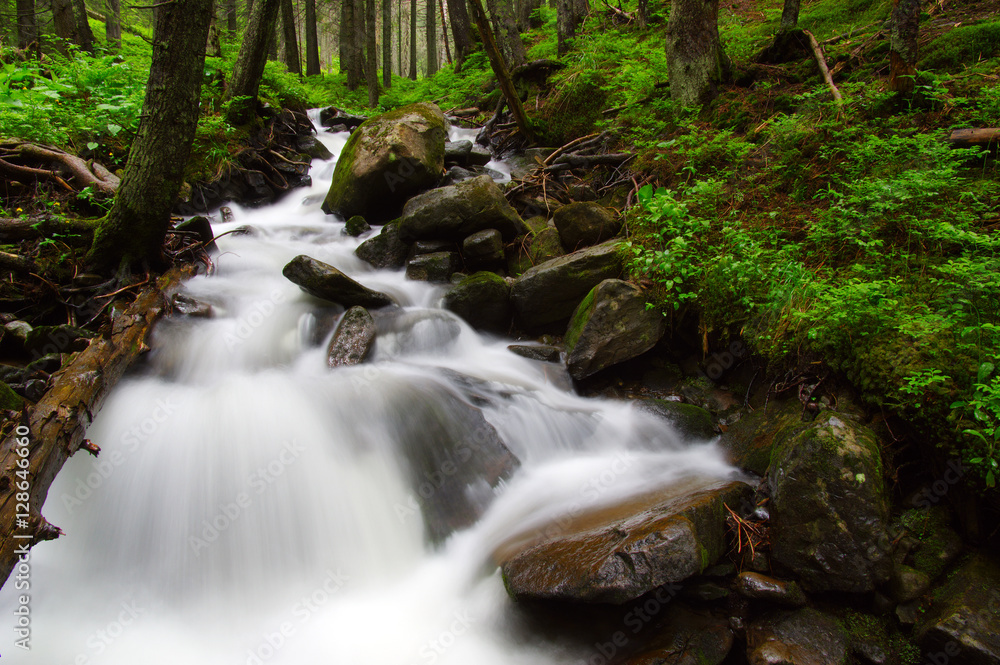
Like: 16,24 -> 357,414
544,132 -> 601,166
545,152 -> 633,172
0,251 -> 37,274
947,128 -> 1000,148
0,217 -> 96,242
1,140 -> 120,195
803,30 -> 844,107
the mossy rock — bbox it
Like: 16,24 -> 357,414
718,399 -> 804,476
442,271 -> 512,333
922,20 -> 1000,71
399,175 -> 526,243
344,215 -> 371,237
635,399 -> 716,441
355,221 -> 408,269
0,382 -> 23,410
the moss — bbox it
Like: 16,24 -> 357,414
563,285 -> 598,350
923,20 -> 1000,71
0,383 -> 23,411
843,610 -> 921,665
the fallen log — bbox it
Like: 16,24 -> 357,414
803,30 -> 843,108
0,251 -> 37,274
544,152 -> 633,173
947,128 -> 1000,148
0,140 -> 120,196
0,217 -> 96,242
0,263 -> 196,588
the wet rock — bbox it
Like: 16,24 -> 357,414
888,563 -> 931,603
3,320 -> 31,344
326,306 -> 376,367
283,255 -> 395,308
746,609 -> 849,665
344,215 -> 371,237
634,399 -> 716,441
767,410 -> 891,593
718,399 -> 804,476
462,229 -> 505,270
444,139 -> 473,165
442,272 -> 511,333
296,135 -> 334,160
175,215 -> 218,253
681,579 -> 731,602
510,240 -> 624,331
318,107 -> 367,129
914,552 -> 1000,665
564,279 -> 665,380
469,145 -> 492,166
442,165 -> 476,185
355,222 -> 409,269
625,604 -> 734,665
893,505 -> 964,581
735,572 -> 807,607
405,251 -> 461,283
498,479 -> 751,603
399,175 -> 526,243
553,202 -> 622,251
322,103 -> 447,221
171,293 -> 214,318
0,382 -> 23,410
508,344 -> 562,363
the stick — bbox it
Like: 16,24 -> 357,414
803,30 -> 843,107
543,132 -> 600,166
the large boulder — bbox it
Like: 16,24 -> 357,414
322,103 -> 447,221
625,604 -> 734,665
405,251 -> 461,282
564,279 -> 665,380
498,479 -> 750,603
326,306 -> 376,367
914,552 -> 1000,665
553,202 -> 622,251
746,609 -> 849,665
511,240 -> 624,331
283,255 -> 394,308
718,399 -> 803,476
767,410 -> 891,593
399,175 -> 525,242
443,272 -> 512,333
634,399 -> 716,441
355,222 -> 409,269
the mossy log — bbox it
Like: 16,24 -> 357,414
0,264 -> 195,588
947,128 -> 1000,148
0,217 -> 96,242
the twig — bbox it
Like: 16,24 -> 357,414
803,30 -> 843,107
544,133 -> 600,166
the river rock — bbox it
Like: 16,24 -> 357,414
390,379 -> 520,544
914,552 -> 1000,665
718,399 -> 803,476
318,107 -> 367,129
529,227 -> 565,265
767,410 -> 891,593
634,399 -> 716,441
344,215 -> 371,237
511,240 -> 624,330
564,279 -> 665,380
469,145 -> 492,166
888,563 -> 931,603
326,306 -> 376,367
444,140 -> 473,165
399,175 -> 526,243
296,135 -> 334,161
553,202 -> 622,251
405,252 -> 461,282
498,479 -> 751,603
625,604 -> 734,665
746,609 -> 849,665
735,572 -> 808,607
355,222 -> 409,269
508,344 -> 562,363
443,272 -> 511,333
283,255 -> 395,308
322,103 -> 447,221
462,229 -> 505,270
171,293 -> 214,318
175,215 -> 218,253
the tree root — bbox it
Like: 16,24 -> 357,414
0,139 -> 120,196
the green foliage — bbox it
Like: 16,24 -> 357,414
922,20 -> 1000,71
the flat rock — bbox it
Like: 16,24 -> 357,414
735,572 -> 808,607
283,255 -> 394,308
399,175 -> 526,242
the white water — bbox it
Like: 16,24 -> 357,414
0,115 -> 737,664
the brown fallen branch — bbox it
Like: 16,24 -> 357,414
0,251 -> 37,274
602,0 -> 634,22
947,128 -> 1000,148
0,264 -> 196,587
803,30 -> 843,107
544,152 -> 633,173
544,133 -> 601,166
0,217 -> 96,242
1,140 -> 120,195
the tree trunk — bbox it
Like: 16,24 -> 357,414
207,5 -> 223,57
104,0 -> 121,49
779,0 -> 799,32
16,0 -> 38,48
408,0 -> 417,79
367,0 -> 379,105
637,0 -> 647,28
352,0 -> 367,85
890,0 -> 919,94
226,0 -> 281,122
572,0 -> 586,25
446,0 -> 472,71
52,0 -> 76,45
304,0 -> 320,74
397,0 -> 403,75
341,0 -> 353,76
439,0 -> 452,65
225,0 -> 237,34
665,0 -> 729,107
486,0 -> 526,68
280,0 -> 301,73
519,0 -> 540,29
427,0 -> 438,75
72,0 -> 95,52
383,0 -> 392,85
88,0 -> 214,270
556,0 -> 573,56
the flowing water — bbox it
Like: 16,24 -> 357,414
0,114 -> 737,664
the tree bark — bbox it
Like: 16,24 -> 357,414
226,0 -> 281,123
0,265 -> 196,590
280,0 -> 302,73
72,0 -> 95,52
207,5 -> 223,57
398,0 -> 404,75
446,0 -> 473,71
87,0 -> 213,270
890,0 -> 919,94
439,0 -> 452,65
383,0 -> 392,85
225,0 -> 237,34
665,0 -> 729,107
486,0 -> 525,68
518,0 -> 541,30
52,0 -> 76,46
105,0 -> 121,49
304,0 -> 321,74
557,0 -> 573,55
367,0 -> 379,105
409,0 -> 417,79
341,0 -> 353,76
16,0 -> 38,49
427,0 -> 438,75
779,0 -> 799,32
352,0 -> 367,86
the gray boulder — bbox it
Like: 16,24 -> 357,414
326,306 -> 376,367
399,175 -> 525,242
635,399 -> 716,441
564,279 -> 665,380
283,255 -> 394,308
355,222 -> 409,269
462,229 -> 505,270
510,240 -> 624,330
405,251 -> 461,282
444,140 -> 473,165
344,215 -> 371,237
443,272 -> 512,333
553,201 -> 622,251
746,609 -> 849,665
322,103 -> 447,221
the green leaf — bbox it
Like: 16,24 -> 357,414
987,470 -> 996,488
107,123 -> 123,136
979,362 -> 995,384
87,142 -> 98,150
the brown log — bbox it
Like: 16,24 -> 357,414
9,142 -> 120,195
0,264 -> 196,588
947,128 -> 1000,148
0,217 -> 96,242
544,152 -> 633,172
0,251 -> 37,274
803,30 -> 843,107
544,132 -> 600,166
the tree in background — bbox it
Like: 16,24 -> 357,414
665,0 -> 729,107
225,0 -> 281,123
426,0 -> 438,76
408,0 -> 417,79
383,0 -> 392,86
305,0 -> 321,75
352,0 -> 367,86
890,0 -> 919,94
486,0 -> 525,68
446,0 -> 473,71
280,0 -> 301,74
15,0 -> 38,49
557,0 -> 573,55
88,0 -> 214,270
367,0 -> 378,105
105,0 -> 121,50
72,0 -> 95,52
779,0 -> 800,32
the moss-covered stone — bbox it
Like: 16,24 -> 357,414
399,175 -> 526,242
344,215 -> 371,237
718,399 -> 804,475
405,251 -> 461,283
0,382 -> 23,410
553,201 -> 622,251
443,271 -> 512,333
635,399 -> 716,441
355,221 -> 408,269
